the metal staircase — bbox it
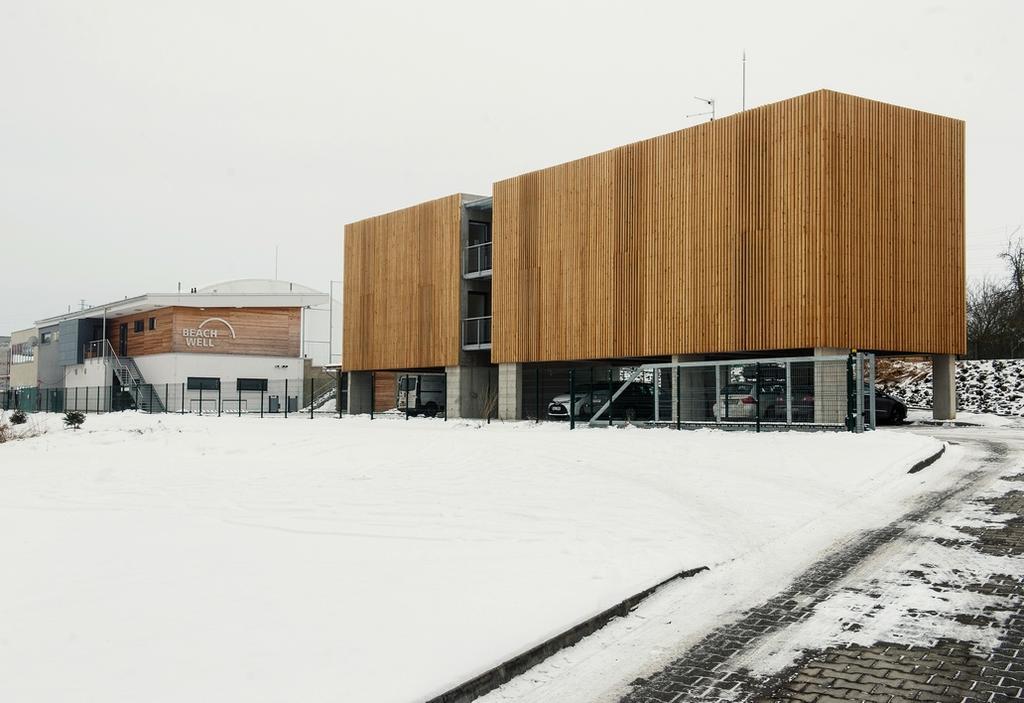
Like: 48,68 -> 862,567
102,341 -> 165,413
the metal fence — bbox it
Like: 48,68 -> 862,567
523,353 -> 877,432
2,375 -> 345,419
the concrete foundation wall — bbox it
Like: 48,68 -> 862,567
347,371 -> 373,415
446,365 -> 498,419
498,363 -> 523,420
813,347 -> 847,424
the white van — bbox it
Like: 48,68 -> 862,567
397,374 -> 446,417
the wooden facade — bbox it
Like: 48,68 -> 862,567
109,307 -> 301,358
342,194 -> 463,371
492,89 -> 965,363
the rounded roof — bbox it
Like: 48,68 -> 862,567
195,279 -> 326,296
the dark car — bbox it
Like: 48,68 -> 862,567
867,392 -> 907,424
547,380 -> 661,421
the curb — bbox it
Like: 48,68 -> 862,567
424,565 -> 710,703
908,443 -> 947,474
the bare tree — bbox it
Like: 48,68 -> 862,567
967,277 -> 1014,358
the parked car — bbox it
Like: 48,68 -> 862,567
547,380 -> 662,421
546,383 -> 608,420
757,391 -> 906,424
712,382 -> 787,420
866,391 -> 908,424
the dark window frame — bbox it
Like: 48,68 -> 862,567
468,220 -> 492,246
148,317 -> 156,331
134,319 -> 145,334
187,377 -> 220,391
236,378 -> 268,392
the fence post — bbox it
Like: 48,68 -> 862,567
181,383 -> 185,414
164,384 -> 168,414
310,378 -> 314,420
199,387 -> 203,416
536,367 -> 543,423
845,351 -> 856,432
337,370 -> 343,419
369,372 -> 374,420
676,365 -> 682,431
260,388 -> 264,418
868,353 -> 877,431
755,362 -> 761,433
284,379 -> 289,418
442,372 -> 447,421
487,369 -> 492,424
217,385 -> 222,417
855,352 -> 865,434
785,362 -> 793,426
602,368 -> 610,429
238,385 -> 242,418
75,387 -> 79,413
569,368 -> 575,430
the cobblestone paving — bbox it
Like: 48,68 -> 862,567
620,441 -> 1024,703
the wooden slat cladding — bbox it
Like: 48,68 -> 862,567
492,89 -> 964,363
109,307 -> 301,358
342,194 -> 462,371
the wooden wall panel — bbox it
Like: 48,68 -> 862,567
342,194 -> 462,371
109,307 -> 301,358
492,89 -> 964,363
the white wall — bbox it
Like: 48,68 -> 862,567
64,357 -> 114,389
130,352 -> 302,387
63,353 -> 308,414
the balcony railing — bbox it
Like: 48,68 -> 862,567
462,316 -> 492,350
464,242 -> 492,278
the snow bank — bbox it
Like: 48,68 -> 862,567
0,413 -> 943,703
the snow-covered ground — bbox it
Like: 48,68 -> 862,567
880,357 -> 1024,416
0,412 -> 948,702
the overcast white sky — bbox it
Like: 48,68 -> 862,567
1,1 -> 1021,334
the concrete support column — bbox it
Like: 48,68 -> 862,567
346,371 -> 373,415
671,355 -> 712,421
498,363 -> 523,421
813,347 -> 847,425
446,365 -> 497,419
932,354 -> 957,420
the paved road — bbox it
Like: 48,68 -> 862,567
620,422 -> 1024,703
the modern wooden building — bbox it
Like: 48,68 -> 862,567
342,89 -> 965,420
33,279 -> 329,413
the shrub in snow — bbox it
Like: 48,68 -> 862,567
63,411 -> 86,430
10,409 -> 27,425
0,422 -> 8,443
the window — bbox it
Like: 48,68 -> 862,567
468,221 -> 491,246
148,317 -> 156,331
236,378 -> 268,392
187,377 -> 220,391
134,320 -> 144,333
40,331 -> 53,344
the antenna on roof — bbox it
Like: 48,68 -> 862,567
742,50 -> 747,110
687,96 -> 716,122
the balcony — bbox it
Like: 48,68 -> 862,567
464,242 -> 492,279
462,316 -> 492,350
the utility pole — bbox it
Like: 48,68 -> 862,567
742,50 -> 747,110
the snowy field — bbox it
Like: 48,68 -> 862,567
0,412 -> 947,702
